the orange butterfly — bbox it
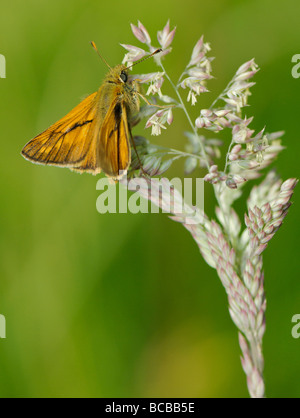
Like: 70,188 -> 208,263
21,43 -> 161,180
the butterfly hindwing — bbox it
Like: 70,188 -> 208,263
98,99 -> 131,178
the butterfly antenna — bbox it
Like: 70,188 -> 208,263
90,41 -> 112,70
125,49 -> 162,70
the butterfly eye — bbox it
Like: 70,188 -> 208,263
120,72 -> 127,83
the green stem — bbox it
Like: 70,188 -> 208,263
159,62 -> 210,171
209,79 -> 233,110
150,145 -> 204,161
224,139 -> 235,174
158,61 -> 234,242
159,62 -> 232,230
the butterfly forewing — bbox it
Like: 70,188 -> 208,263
21,92 -> 99,169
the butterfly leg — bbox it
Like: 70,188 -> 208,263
129,130 -> 150,178
137,92 -> 175,110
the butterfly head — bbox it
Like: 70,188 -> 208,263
105,64 -> 130,85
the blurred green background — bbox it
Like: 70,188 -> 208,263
0,0 -> 299,398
